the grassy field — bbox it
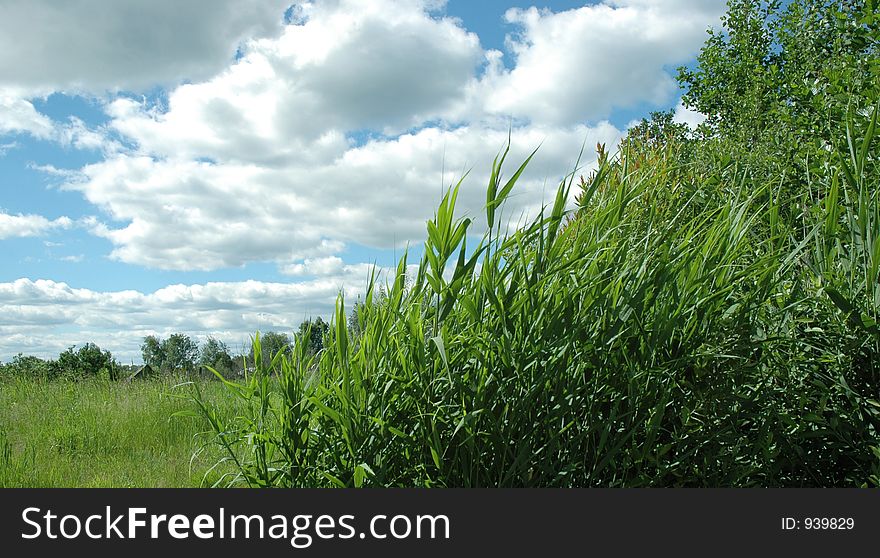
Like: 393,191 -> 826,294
0,377 -> 235,487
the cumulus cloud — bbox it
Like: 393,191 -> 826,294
0,212 -> 72,239
63,122 -> 621,270
0,89 -> 55,138
281,256 -> 345,276
456,0 -> 725,125
100,0 -> 482,163
0,272 -> 392,362
0,90 -> 122,154
0,0 -> 291,93
258,0 -> 482,134
54,116 -> 122,153
52,0 -> 647,272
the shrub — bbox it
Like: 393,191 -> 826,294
50,343 -> 118,380
0,354 -> 53,380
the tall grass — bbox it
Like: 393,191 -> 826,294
0,376 -> 236,487
192,104 -> 880,487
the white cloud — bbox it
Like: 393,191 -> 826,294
36,0 -> 629,272
26,163 -> 81,179
54,116 -> 121,153
0,0 -> 291,93
0,90 -> 121,153
0,141 -> 19,156
281,256 -> 345,276
101,0 -> 482,163
673,98 -> 706,129
456,0 -> 725,126
0,89 -> 54,138
0,273 -> 394,362
256,0 -> 482,134
63,122 -> 621,271
0,212 -> 72,239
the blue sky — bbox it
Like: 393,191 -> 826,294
0,0 -> 721,362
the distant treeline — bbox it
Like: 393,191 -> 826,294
0,317 -> 332,381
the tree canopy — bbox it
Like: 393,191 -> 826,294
678,0 -> 879,155
249,331 -> 292,365
51,343 -> 118,380
200,336 -> 236,375
141,333 -> 200,374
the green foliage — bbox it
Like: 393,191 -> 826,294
297,317 -> 330,355
678,0 -> 782,143
50,343 -> 118,380
188,99 -> 877,485
141,333 -> 200,375
199,336 -> 235,377
161,333 -> 200,374
249,331 -> 291,365
141,335 -> 164,369
678,0 -> 879,173
624,110 -> 694,151
0,354 -> 52,380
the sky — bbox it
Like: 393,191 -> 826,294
0,0 -> 722,363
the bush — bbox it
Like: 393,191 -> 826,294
50,343 -> 118,380
0,354 -> 52,380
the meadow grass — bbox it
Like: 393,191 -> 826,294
0,377 -> 236,487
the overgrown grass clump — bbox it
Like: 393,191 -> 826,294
192,99 -> 880,486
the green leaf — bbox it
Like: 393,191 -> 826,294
430,335 -> 449,369
430,447 -> 442,471
824,287 -> 854,314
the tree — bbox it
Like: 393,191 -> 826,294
200,336 -> 235,376
0,354 -> 51,379
161,333 -> 200,374
678,0 -> 879,152
52,343 -> 117,380
141,333 -> 200,374
624,110 -> 692,149
348,301 -> 363,339
298,317 -> 330,355
141,335 -> 164,369
677,0 -> 781,143
249,331 -> 291,365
